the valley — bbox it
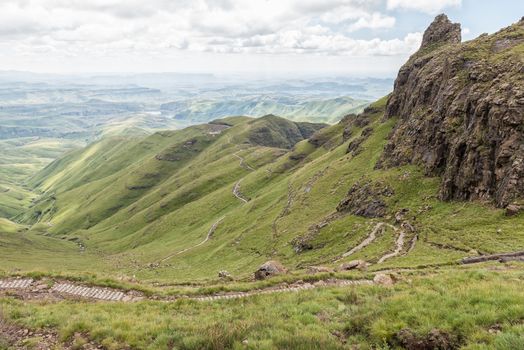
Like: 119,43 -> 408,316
0,12 -> 523,350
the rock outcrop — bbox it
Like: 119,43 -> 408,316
420,14 -> 461,49
378,15 -> 524,208
337,180 -> 394,218
254,261 -> 288,280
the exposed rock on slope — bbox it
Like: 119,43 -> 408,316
336,180 -> 394,218
378,15 -> 524,208
420,14 -> 461,49
254,261 -> 288,280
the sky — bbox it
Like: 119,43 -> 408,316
0,0 -> 522,77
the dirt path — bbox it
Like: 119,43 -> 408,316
378,228 -> 406,264
233,152 -> 254,171
461,250 -> 524,264
0,277 -> 374,304
159,216 -> 225,263
232,180 -> 250,203
336,222 -> 386,261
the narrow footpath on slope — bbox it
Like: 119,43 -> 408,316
0,277 -> 374,303
232,151 -> 254,203
233,179 -> 250,203
158,216 -> 225,263
336,222 -> 386,261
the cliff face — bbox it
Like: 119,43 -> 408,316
379,15 -> 524,208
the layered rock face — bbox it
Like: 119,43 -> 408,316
379,15 -> 524,208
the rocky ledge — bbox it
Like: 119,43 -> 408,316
378,14 -> 524,209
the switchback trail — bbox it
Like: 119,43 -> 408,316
233,152 -> 254,171
336,222 -> 386,261
377,227 -> 406,263
233,179 -> 250,203
232,151 -> 253,203
159,216 -> 225,263
336,222 -> 412,264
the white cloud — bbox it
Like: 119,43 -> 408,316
347,12 -> 396,32
0,0 -> 425,73
387,0 -> 462,14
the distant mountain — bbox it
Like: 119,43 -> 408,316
161,95 -> 369,124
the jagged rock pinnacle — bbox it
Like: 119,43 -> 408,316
420,14 -> 461,49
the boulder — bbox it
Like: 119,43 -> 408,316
218,270 -> 232,279
505,204 -> 522,216
254,261 -> 288,280
338,260 -> 368,271
395,208 -> 409,223
373,273 -> 394,286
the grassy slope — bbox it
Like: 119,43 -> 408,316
1,99 -> 521,284
0,99 -> 523,350
1,265 -> 523,349
0,137 -> 82,218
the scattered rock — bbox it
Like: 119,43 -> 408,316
307,266 -> 334,274
396,328 -> 459,350
488,323 -> 502,334
361,127 -> 373,137
505,204 -> 522,216
34,284 -> 49,291
373,273 -> 394,286
345,127 -> 374,156
401,221 -> 416,233
218,270 -> 232,279
395,208 -> 409,223
254,261 -> 288,280
342,126 -> 352,141
291,236 -> 314,253
314,280 -> 327,287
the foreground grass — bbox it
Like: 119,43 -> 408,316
1,266 -> 523,349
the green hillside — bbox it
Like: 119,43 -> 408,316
1,97 -> 523,350
2,97 -> 520,284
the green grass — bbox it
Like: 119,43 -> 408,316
1,266 -> 523,349
0,99 -> 521,284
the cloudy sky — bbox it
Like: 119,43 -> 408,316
0,0 -> 522,77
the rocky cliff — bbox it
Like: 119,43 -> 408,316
378,14 -> 524,209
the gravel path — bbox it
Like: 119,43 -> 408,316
337,222 -> 385,261
378,228 -> 406,264
0,278 -> 374,303
159,216 -> 225,262
232,179 -> 249,203
233,152 -> 254,171
0,279 -> 33,289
